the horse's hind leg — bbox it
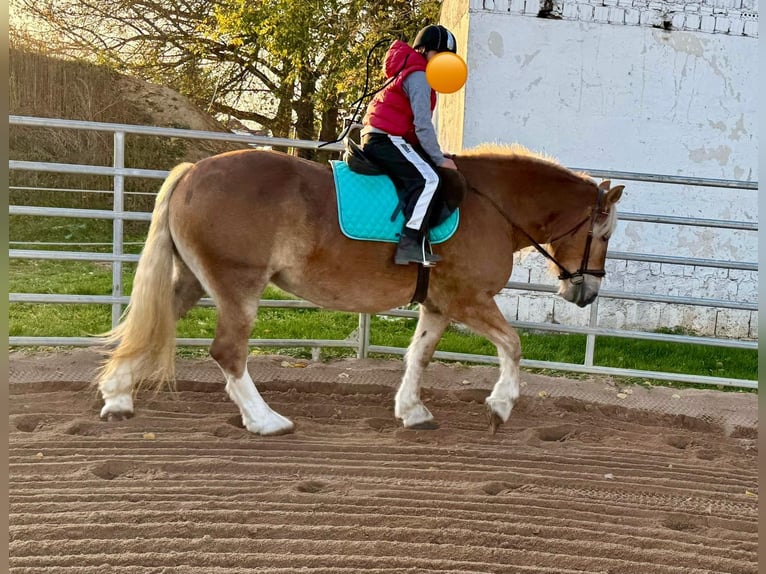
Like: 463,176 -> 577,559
99,360 -> 137,421
452,297 -> 521,434
209,288 -> 294,436
99,256 -> 203,421
173,256 -> 206,319
395,306 -> 450,428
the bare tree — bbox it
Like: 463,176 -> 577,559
13,0 -> 440,158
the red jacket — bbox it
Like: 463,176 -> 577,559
363,41 -> 437,145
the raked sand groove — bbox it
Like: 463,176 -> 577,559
9,350 -> 758,573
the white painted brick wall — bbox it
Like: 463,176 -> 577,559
609,6 -> 627,22
551,298 -> 593,326
492,0 -> 759,35
671,12 -> 687,27
748,311 -> 758,338
495,291 -> 521,320
625,7 -> 642,22
510,0 -> 525,11
730,269 -> 758,298
563,3 -> 579,18
578,4 -> 596,19
700,13 -> 719,28
640,9 -> 665,24
516,294 -> 555,322
594,5 -> 612,20
524,0 -> 542,15
715,309 -> 754,338
441,5 -> 757,339
729,17 -> 746,32
715,15 -> 732,30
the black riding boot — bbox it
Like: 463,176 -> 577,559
394,230 -> 442,266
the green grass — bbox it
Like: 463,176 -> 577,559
10,215 -> 149,253
8,219 -> 758,389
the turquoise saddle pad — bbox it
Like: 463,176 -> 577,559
330,160 -> 459,244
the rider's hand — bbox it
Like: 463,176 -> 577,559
440,157 -> 458,170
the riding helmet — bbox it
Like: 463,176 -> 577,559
413,25 -> 457,54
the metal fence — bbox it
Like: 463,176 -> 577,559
9,115 -> 758,389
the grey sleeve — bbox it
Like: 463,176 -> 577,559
403,71 -> 445,166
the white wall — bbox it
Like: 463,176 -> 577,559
439,0 -> 758,338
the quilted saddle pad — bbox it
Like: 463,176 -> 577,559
330,160 -> 459,244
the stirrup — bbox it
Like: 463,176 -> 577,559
394,236 -> 441,266
420,237 -> 441,266
395,254 -> 439,267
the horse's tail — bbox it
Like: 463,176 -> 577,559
96,162 -> 195,391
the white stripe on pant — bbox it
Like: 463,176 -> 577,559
388,135 -> 439,232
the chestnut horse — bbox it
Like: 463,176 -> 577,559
96,144 -> 623,435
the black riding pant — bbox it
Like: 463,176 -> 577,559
361,132 -> 441,237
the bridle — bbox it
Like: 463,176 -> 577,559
470,185 -> 608,285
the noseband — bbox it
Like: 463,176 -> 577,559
470,185 -> 608,285
550,188 -> 607,284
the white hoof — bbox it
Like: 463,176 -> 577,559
243,411 -> 295,436
397,402 -> 435,428
100,394 -> 134,420
485,396 -> 514,423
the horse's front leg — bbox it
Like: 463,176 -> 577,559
395,306 -> 450,429
452,298 -> 521,433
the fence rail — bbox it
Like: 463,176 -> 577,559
9,116 -> 758,389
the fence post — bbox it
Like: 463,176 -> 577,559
112,131 -> 126,328
584,297 -> 599,367
357,313 -> 371,358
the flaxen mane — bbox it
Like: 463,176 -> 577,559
461,142 -> 592,181
461,142 -> 557,161
460,143 -> 616,237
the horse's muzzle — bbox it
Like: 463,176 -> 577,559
559,276 -> 600,307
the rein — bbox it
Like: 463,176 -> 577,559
469,184 -> 607,285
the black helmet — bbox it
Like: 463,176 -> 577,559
413,25 -> 457,54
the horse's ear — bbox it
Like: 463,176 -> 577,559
598,179 -> 611,190
606,185 -> 624,205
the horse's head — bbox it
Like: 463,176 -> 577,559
548,180 -> 624,307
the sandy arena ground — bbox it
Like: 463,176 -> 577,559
9,349 -> 758,573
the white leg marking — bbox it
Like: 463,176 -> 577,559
223,366 -> 294,436
99,359 -> 136,418
453,302 -> 522,429
394,311 -> 449,428
395,372 -> 434,428
485,344 -> 521,423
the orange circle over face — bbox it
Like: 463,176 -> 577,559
425,52 -> 468,94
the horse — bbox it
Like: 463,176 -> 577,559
96,144 -> 623,435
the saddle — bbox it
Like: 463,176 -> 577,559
342,137 -> 468,304
343,137 -> 468,229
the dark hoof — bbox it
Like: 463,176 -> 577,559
408,420 -> 440,430
102,411 -> 134,422
486,404 -> 503,435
